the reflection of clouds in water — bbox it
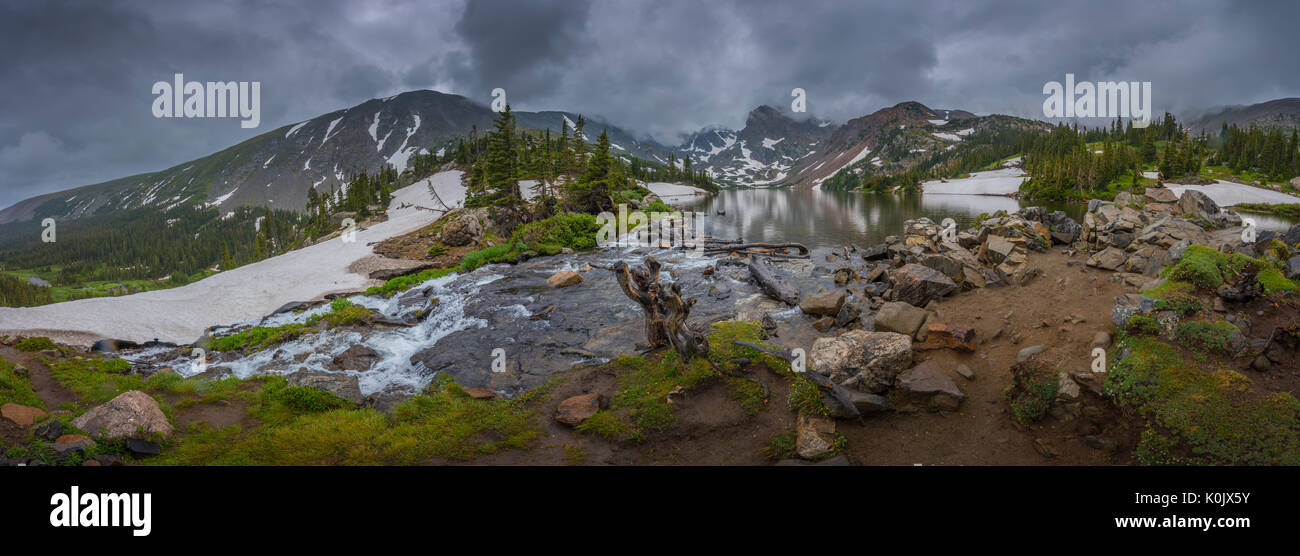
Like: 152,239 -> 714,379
1234,210 -> 1296,232
921,194 -> 1020,215
679,189 -> 1060,247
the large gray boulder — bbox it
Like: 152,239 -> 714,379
809,330 -> 913,393
71,390 -> 173,440
889,263 -> 957,306
286,369 -> 364,405
1175,189 -> 1220,221
873,301 -> 928,337
440,210 -> 485,246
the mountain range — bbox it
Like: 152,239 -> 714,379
4,92 -> 1299,225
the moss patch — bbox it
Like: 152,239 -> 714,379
0,355 -> 44,409
14,337 -> 58,352
1105,336 -> 1300,465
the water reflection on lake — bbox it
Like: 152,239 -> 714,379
676,189 -> 1082,249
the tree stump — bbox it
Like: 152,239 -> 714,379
605,257 -> 710,359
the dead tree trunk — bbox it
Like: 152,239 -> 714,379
603,257 -> 710,359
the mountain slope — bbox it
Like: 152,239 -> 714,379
1189,98 -> 1300,133
0,90 -> 671,224
673,105 -> 833,186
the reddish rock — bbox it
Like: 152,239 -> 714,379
463,387 -> 499,400
548,270 -> 583,288
555,392 -> 604,426
55,434 -> 96,448
1,403 -> 46,427
917,323 -> 977,352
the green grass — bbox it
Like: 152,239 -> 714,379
763,432 -> 798,460
1165,244 -> 1263,289
151,376 -> 544,465
45,355 -> 244,407
1125,314 -> 1161,336
1006,359 -> 1059,425
0,268 -> 219,306
457,243 -> 517,272
208,323 -> 315,352
1174,321 -> 1239,355
364,268 -> 454,297
1141,280 -> 1202,316
0,355 -> 44,409
207,299 -> 374,352
1235,203 -> 1300,220
320,298 -> 372,327
14,336 -> 58,352
1105,336 -> 1300,465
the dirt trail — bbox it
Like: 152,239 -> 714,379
841,248 -> 1132,465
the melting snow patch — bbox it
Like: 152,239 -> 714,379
285,121 -> 309,138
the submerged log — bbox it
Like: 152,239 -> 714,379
600,257 -> 710,359
748,258 -> 800,305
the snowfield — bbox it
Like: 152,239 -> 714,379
0,171 -> 466,346
920,167 -> 1026,196
646,181 -> 707,199
1165,180 -> 1300,206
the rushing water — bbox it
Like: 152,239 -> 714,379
675,189 -> 1084,247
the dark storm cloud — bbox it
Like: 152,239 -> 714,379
3,0 -> 1300,208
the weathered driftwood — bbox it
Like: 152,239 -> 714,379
703,241 -> 810,259
748,257 -> 800,305
599,257 -> 710,359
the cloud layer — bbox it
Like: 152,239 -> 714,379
2,0 -> 1298,208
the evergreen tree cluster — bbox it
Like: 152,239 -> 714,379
1216,123 -> 1300,181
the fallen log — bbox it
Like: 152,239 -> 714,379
748,257 -> 800,305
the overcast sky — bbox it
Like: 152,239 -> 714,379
2,0 -> 1298,208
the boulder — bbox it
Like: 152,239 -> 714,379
895,361 -> 965,412
547,270 -> 583,288
1175,189 -> 1220,220
71,390 -> 173,439
795,413 -> 837,459
834,295 -> 867,328
555,392 -> 603,426
873,301 -> 928,338
1284,223 -> 1300,248
982,235 -> 1018,265
1016,345 -> 1045,363
329,344 -> 381,371
890,264 -> 957,306
328,211 -> 357,227
921,253 -> 965,285
33,419 -> 66,440
285,370 -> 364,405
809,329 -> 913,393
1,403 -> 47,427
1086,246 -> 1128,270
1144,186 -> 1178,204
800,289 -> 847,317
861,244 -> 890,261
1286,255 -> 1300,280
439,211 -> 485,246
916,323 -> 977,352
